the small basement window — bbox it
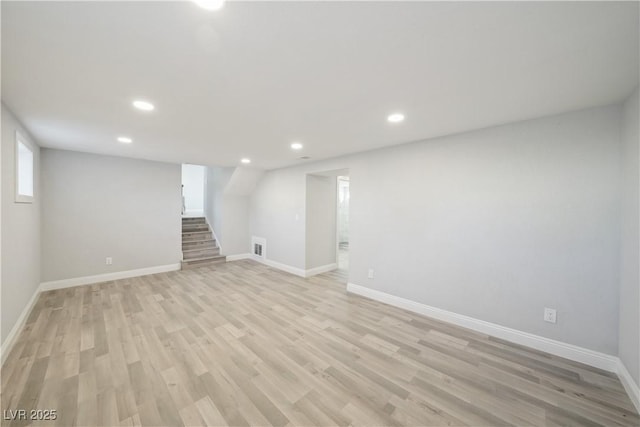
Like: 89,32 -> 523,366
15,132 -> 34,203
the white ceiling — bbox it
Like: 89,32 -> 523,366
2,1 -> 638,170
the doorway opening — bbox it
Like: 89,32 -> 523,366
337,176 -> 350,275
304,168 -> 349,282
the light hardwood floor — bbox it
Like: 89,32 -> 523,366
1,260 -> 638,426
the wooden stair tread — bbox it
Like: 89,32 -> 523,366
183,246 -> 219,253
182,239 -> 216,245
185,254 -> 224,261
183,251 -> 220,261
181,217 -> 225,270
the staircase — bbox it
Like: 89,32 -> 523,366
181,217 -> 226,269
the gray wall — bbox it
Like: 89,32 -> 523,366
251,167 -> 308,269
205,166 -> 251,256
41,149 -> 182,281
206,166 -> 233,248
305,174 -> 337,269
619,87 -> 639,383
221,195 -> 250,255
250,105 -> 623,354
1,104 -> 41,344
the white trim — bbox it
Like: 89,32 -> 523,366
0,285 -> 40,365
346,282 -> 619,373
40,263 -> 181,291
2,263 -> 181,367
305,263 -> 338,277
226,253 -> 251,262
212,228 -> 222,253
250,256 -> 337,278
617,359 -> 640,413
203,215 -> 222,253
211,229 -> 222,253
253,256 -> 306,277
3,267 -> 638,411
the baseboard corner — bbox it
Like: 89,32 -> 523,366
1,286 -> 41,366
617,358 -> 640,413
226,253 -> 251,262
251,256 -> 306,277
305,263 -> 337,277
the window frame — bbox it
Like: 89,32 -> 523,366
15,131 -> 34,203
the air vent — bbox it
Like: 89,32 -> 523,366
251,236 -> 266,260
299,156 -> 311,160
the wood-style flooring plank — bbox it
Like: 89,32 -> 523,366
1,260 -> 638,426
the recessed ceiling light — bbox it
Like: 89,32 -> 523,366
241,158 -> 251,164
291,142 -> 303,150
132,100 -> 155,111
117,136 -> 133,144
193,0 -> 225,11
387,113 -> 405,123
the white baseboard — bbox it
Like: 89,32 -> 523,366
40,263 -> 181,291
3,268 -> 638,412
618,359 -> 640,413
226,253 -> 251,262
348,282 -> 640,410
305,263 -> 338,277
0,285 -> 41,365
346,282 -> 619,373
203,214 -> 222,253
210,227 -> 222,254
253,255 -> 306,277
2,263 -> 182,367
251,256 -> 337,278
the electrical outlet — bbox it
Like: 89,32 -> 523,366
367,269 -> 374,279
544,308 -> 557,324
106,257 -> 113,265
